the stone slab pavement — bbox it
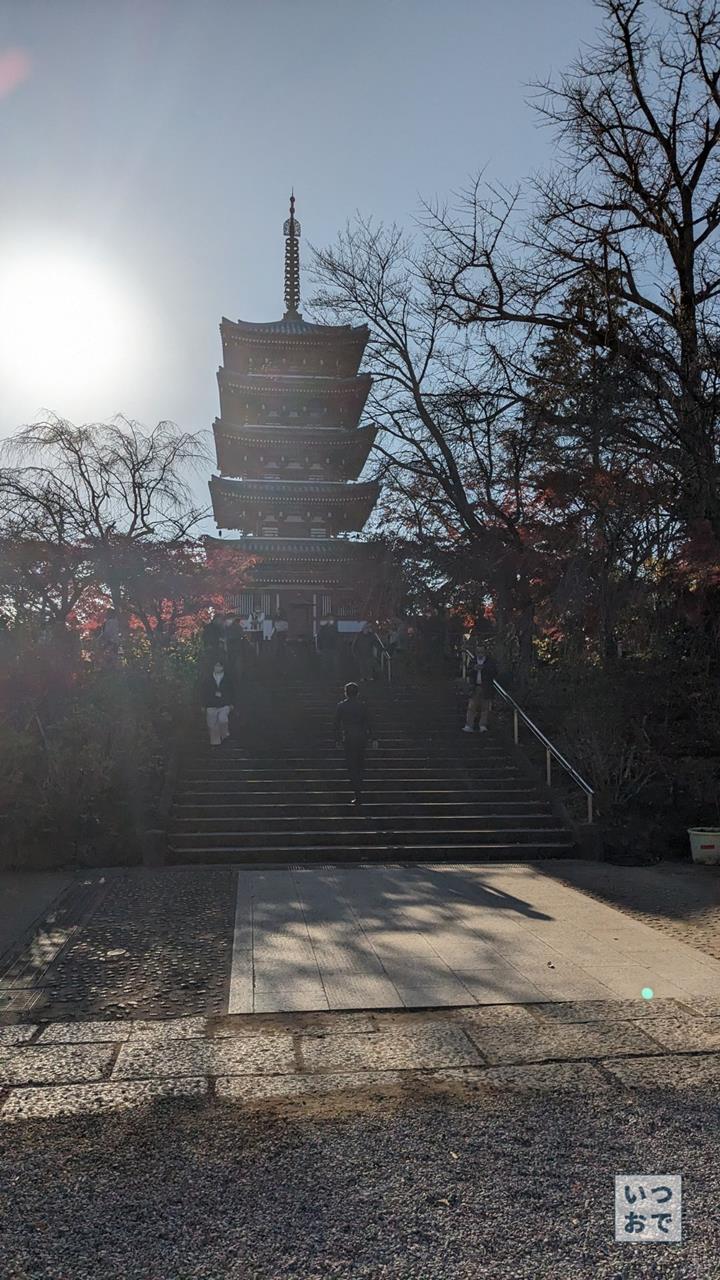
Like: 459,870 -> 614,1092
227,861 -> 720,1013
1,860 -> 719,1020
4,997 -> 720,1120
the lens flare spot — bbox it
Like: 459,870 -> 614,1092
0,49 -> 31,101
641,987 -> 654,1001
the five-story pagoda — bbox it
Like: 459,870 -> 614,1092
206,196 -> 379,638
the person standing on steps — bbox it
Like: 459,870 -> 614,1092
201,659 -> 236,748
352,622 -> 381,683
463,641 -> 498,734
334,681 -> 377,808
318,615 -> 341,679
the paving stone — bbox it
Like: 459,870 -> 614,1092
311,946 -> 386,974
602,1053 -> 720,1089
432,1062 -> 610,1093
216,1071 -> 405,1103
253,987 -> 329,1014
0,1044 -> 115,1086
212,1012 -> 377,1038
640,1016 -> 720,1053
227,980 -> 253,1016
1,1076 -> 208,1120
452,970 -> 549,1004
542,861 -> 720,963
113,1034 -> 295,1081
452,1004 -> 539,1029
466,1021 -> 661,1065
37,1021 -> 131,1044
129,1016 -> 208,1041
532,998 -> 690,1024
579,963 -> 703,1002
393,985 -> 476,1009
299,1024 -> 481,1074
322,973 -> 401,1010
686,998 -> 720,1018
0,1025 -> 37,1046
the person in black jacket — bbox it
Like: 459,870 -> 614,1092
334,681 -> 377,808
463,641 -> 498,734
201,660 -> 236,747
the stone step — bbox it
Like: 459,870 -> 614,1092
172,800 -> 552,819
181,762 -> 517,773
167,840 -> 577,864
180,784 -> 541,799
170,812 -> 561,833
168,825 -> 570,850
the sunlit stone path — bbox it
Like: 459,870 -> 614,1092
1,861 -> 719,1021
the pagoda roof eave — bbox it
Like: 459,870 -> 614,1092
220,315 -> 369,346
212,419 -> 377,444
217,369 -> 372,398
209,476 -> 379,502
209,476 -> 379,533
204,535 -> 379,562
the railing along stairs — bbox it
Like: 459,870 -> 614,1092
462,649 -> 594,825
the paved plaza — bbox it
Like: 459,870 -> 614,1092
227,862 -> 720,1013
1,860 -> 719,1020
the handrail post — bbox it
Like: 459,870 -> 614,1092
546,747 -> 552,787
513,708 -> 519,745
587,792 -> 593,825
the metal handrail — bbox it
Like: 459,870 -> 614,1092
462,649 -> 594,824
376,637 -> 392,685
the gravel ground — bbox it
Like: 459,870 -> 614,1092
2,1084 -> 718,1279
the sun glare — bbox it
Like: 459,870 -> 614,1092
0,241 -> 150,418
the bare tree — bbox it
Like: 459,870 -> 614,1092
0,415 -> 210,631
313,220 -> 547,670
428,0 -> 720,532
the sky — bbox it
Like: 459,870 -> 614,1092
0,0 -> 601,516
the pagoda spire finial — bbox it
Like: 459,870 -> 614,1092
283,191 -> 301,318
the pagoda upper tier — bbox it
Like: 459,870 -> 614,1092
220,315 -> 369,379
209,194 -> 379,546
216,368 -> 372,431
209,475 -> 379,537
213,420 -> 377,480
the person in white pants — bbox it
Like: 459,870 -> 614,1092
201,661 -> 235,747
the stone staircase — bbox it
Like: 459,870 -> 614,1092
166,668 -> 576,863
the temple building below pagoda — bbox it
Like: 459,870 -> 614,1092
206,195 -> 380,638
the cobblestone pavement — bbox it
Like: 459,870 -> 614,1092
540,859 -> 720,959
0,868 -> 235,1020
